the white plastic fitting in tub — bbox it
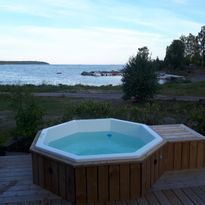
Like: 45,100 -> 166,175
35,118 -> 163,162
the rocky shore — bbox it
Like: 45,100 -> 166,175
81,70 -> 122,77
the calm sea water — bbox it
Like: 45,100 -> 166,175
48,131 -> 145,155
0,64 -> 124,86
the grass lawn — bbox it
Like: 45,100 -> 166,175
158,81 -> 205,97
0,84 -> 122,93
0,81 -> 205,97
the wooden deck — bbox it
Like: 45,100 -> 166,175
150,124 -> 204,142
1,155 -> 205,205
1,124 -> 205,205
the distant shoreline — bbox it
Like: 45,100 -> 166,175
0,61 -> 49,65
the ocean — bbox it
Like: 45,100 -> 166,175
0,64 -> 124,86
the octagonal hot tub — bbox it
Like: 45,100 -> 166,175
35,118 -> 162,162
30,118 -> 164,204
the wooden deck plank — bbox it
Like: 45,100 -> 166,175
136,197 -> 149,205
181,187 -> 205,205
152,191 -> 172,205
191,186 -> 205,203
172,188 -> 194,205
162,190 -> 182,205
144,192 -> 160,205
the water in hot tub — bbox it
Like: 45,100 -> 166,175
48,131 -> 150,155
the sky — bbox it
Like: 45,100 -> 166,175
0,0 -> 204,64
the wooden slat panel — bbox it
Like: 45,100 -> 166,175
43,158 -> 59,195
181,142 -> 190,169
119,164 -> 129,200
109,165 -> 120,201
58,162 -> 66,199
31,153 -> 39,185
189,141 -> 197,168
66,165 -> 75,203
50,160 -> 59,195
141,160 -> 147,196
42,158 -> 58,194
44,158 -> 52,191
98,165 -> 109,202
203,141 -> 205,167
130,163 -> 141,198
150,154 -> 155,185
158,147 -> 164,176
197,141 -> 205,168
86,166 -> 98,203
162,143 -> 168,172
167,143 -> 174,171
75,167 -> 86,205
154,150 -> 159,181
146,157 -> 151,190
173,142 -> 182,170
38,155 -> 45,188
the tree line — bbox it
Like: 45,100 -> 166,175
154,25 -> 205,70
122,25 -> 205,101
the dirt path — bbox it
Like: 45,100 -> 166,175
1,91 -> 205,102
30,92 -> 205,102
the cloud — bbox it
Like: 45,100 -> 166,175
0,0 -> 96,19
0,0 -> 204,64
0,25 -> 170,64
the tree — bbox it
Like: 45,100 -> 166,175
152,56 -> 164,71
164,39 -> 185,69
180,34 -> 200,65
122,47 -> 157,101
197,26 -> 205,66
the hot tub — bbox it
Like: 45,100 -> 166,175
35,118 -> 163,162
31,118 -> 165,204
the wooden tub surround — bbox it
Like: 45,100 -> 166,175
30,124 -> 205,205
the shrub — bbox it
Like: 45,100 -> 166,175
130,102 -> 161,125
187,105 -> 205,135
63,101 -> 111,121
11,91 -> 43,139
122,47 -> 158,101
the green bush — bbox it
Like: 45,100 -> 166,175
122,47 -> 158,101
187,105 -> 205,135
63,101 -> 111,121
130,103 -> 161,125
11,91 -> 43,138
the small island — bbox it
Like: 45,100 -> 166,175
0,61 -> 49,65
